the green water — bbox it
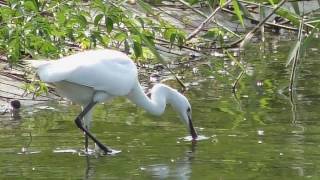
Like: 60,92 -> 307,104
1,37 -> 320,179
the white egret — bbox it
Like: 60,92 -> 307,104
29,49 -> 198,154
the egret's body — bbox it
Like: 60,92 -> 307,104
29,49 -> 197,154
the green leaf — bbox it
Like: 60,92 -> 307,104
276,8 -> 300,26
77,15 -> 88,27
132,35 -> 142,44
164,28 -> 175,40
238,1 -> 252,18
300,23 -> 320,56
170,32 -> 176,45
187,0 -> 199,5
105,16 -> 113,33
136,17 -> 145,29
202,28 -> 224,39
220,0 -> 226,6
125,20 -> 186,88
127,21 -> 164,63
114,32 -> 127,42
56,11 -> 67,24
32,0 -> 40,10
268,0 -> 275,6
137,0 -> 155,15
142,29 -> 155,45
94,14 -> 104,26
177,33 -> 185,47
232,0 -> 244,27
92,31 -> 104,45
286,40 -> 300,67
8,36 -> 21,64
92,0 -> 107,12
133,41 -> 142,58
102,36 -> 110,45
24,0 -> 39,12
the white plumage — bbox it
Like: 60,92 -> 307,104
29,49 -> 197,154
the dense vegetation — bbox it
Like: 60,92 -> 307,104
0,0 -> 319,94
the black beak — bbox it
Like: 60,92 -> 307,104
188,115 -> 198,140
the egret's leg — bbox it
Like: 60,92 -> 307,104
84,130 -> 89,152
81,112 -> 89,152
81,106 -> 92,153
75,101 -> 112,154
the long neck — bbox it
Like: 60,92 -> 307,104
127,83 -> 170,116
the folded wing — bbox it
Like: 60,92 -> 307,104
30,50 -> 138,96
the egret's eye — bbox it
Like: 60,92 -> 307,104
187,107 -> 191,113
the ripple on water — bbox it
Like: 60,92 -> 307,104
17,147 -> 41,155
36,106 -> 56,110
52,148 -> 122,156
179,135 -> 209,142
53,148 -> 78,154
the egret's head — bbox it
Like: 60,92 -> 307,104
169,90 -> 198,140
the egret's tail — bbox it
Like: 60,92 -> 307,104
24,59 -> 65,83
25,60 -> 50,69
24,60 -> 54,82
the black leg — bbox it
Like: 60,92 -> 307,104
81,109 -> 89,153
84,131 -> 89,153
75,101 -> 112,154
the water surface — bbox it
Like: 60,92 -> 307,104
1,36 -> 320,179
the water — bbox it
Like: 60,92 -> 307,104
1,36 -> 320,179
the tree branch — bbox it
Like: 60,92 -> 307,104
228,0 -> 287,48
187,0 -> 233,40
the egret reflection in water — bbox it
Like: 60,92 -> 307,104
142,142 -> 197,180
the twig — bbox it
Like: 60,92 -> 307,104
177,0 -> 208,17
289,19 -> 304,93
156,46 -> 183,56
238,0 -> 315,29
232,71 -> 245,93
228,0 -> 287,48
155,38 -> 200,52
222,8 -> 299,32
176,0 -> 239,38
260,4 -> 265,42
187,0 -> 232,40
155,6 -> 214,32
238,0 -> 274,9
